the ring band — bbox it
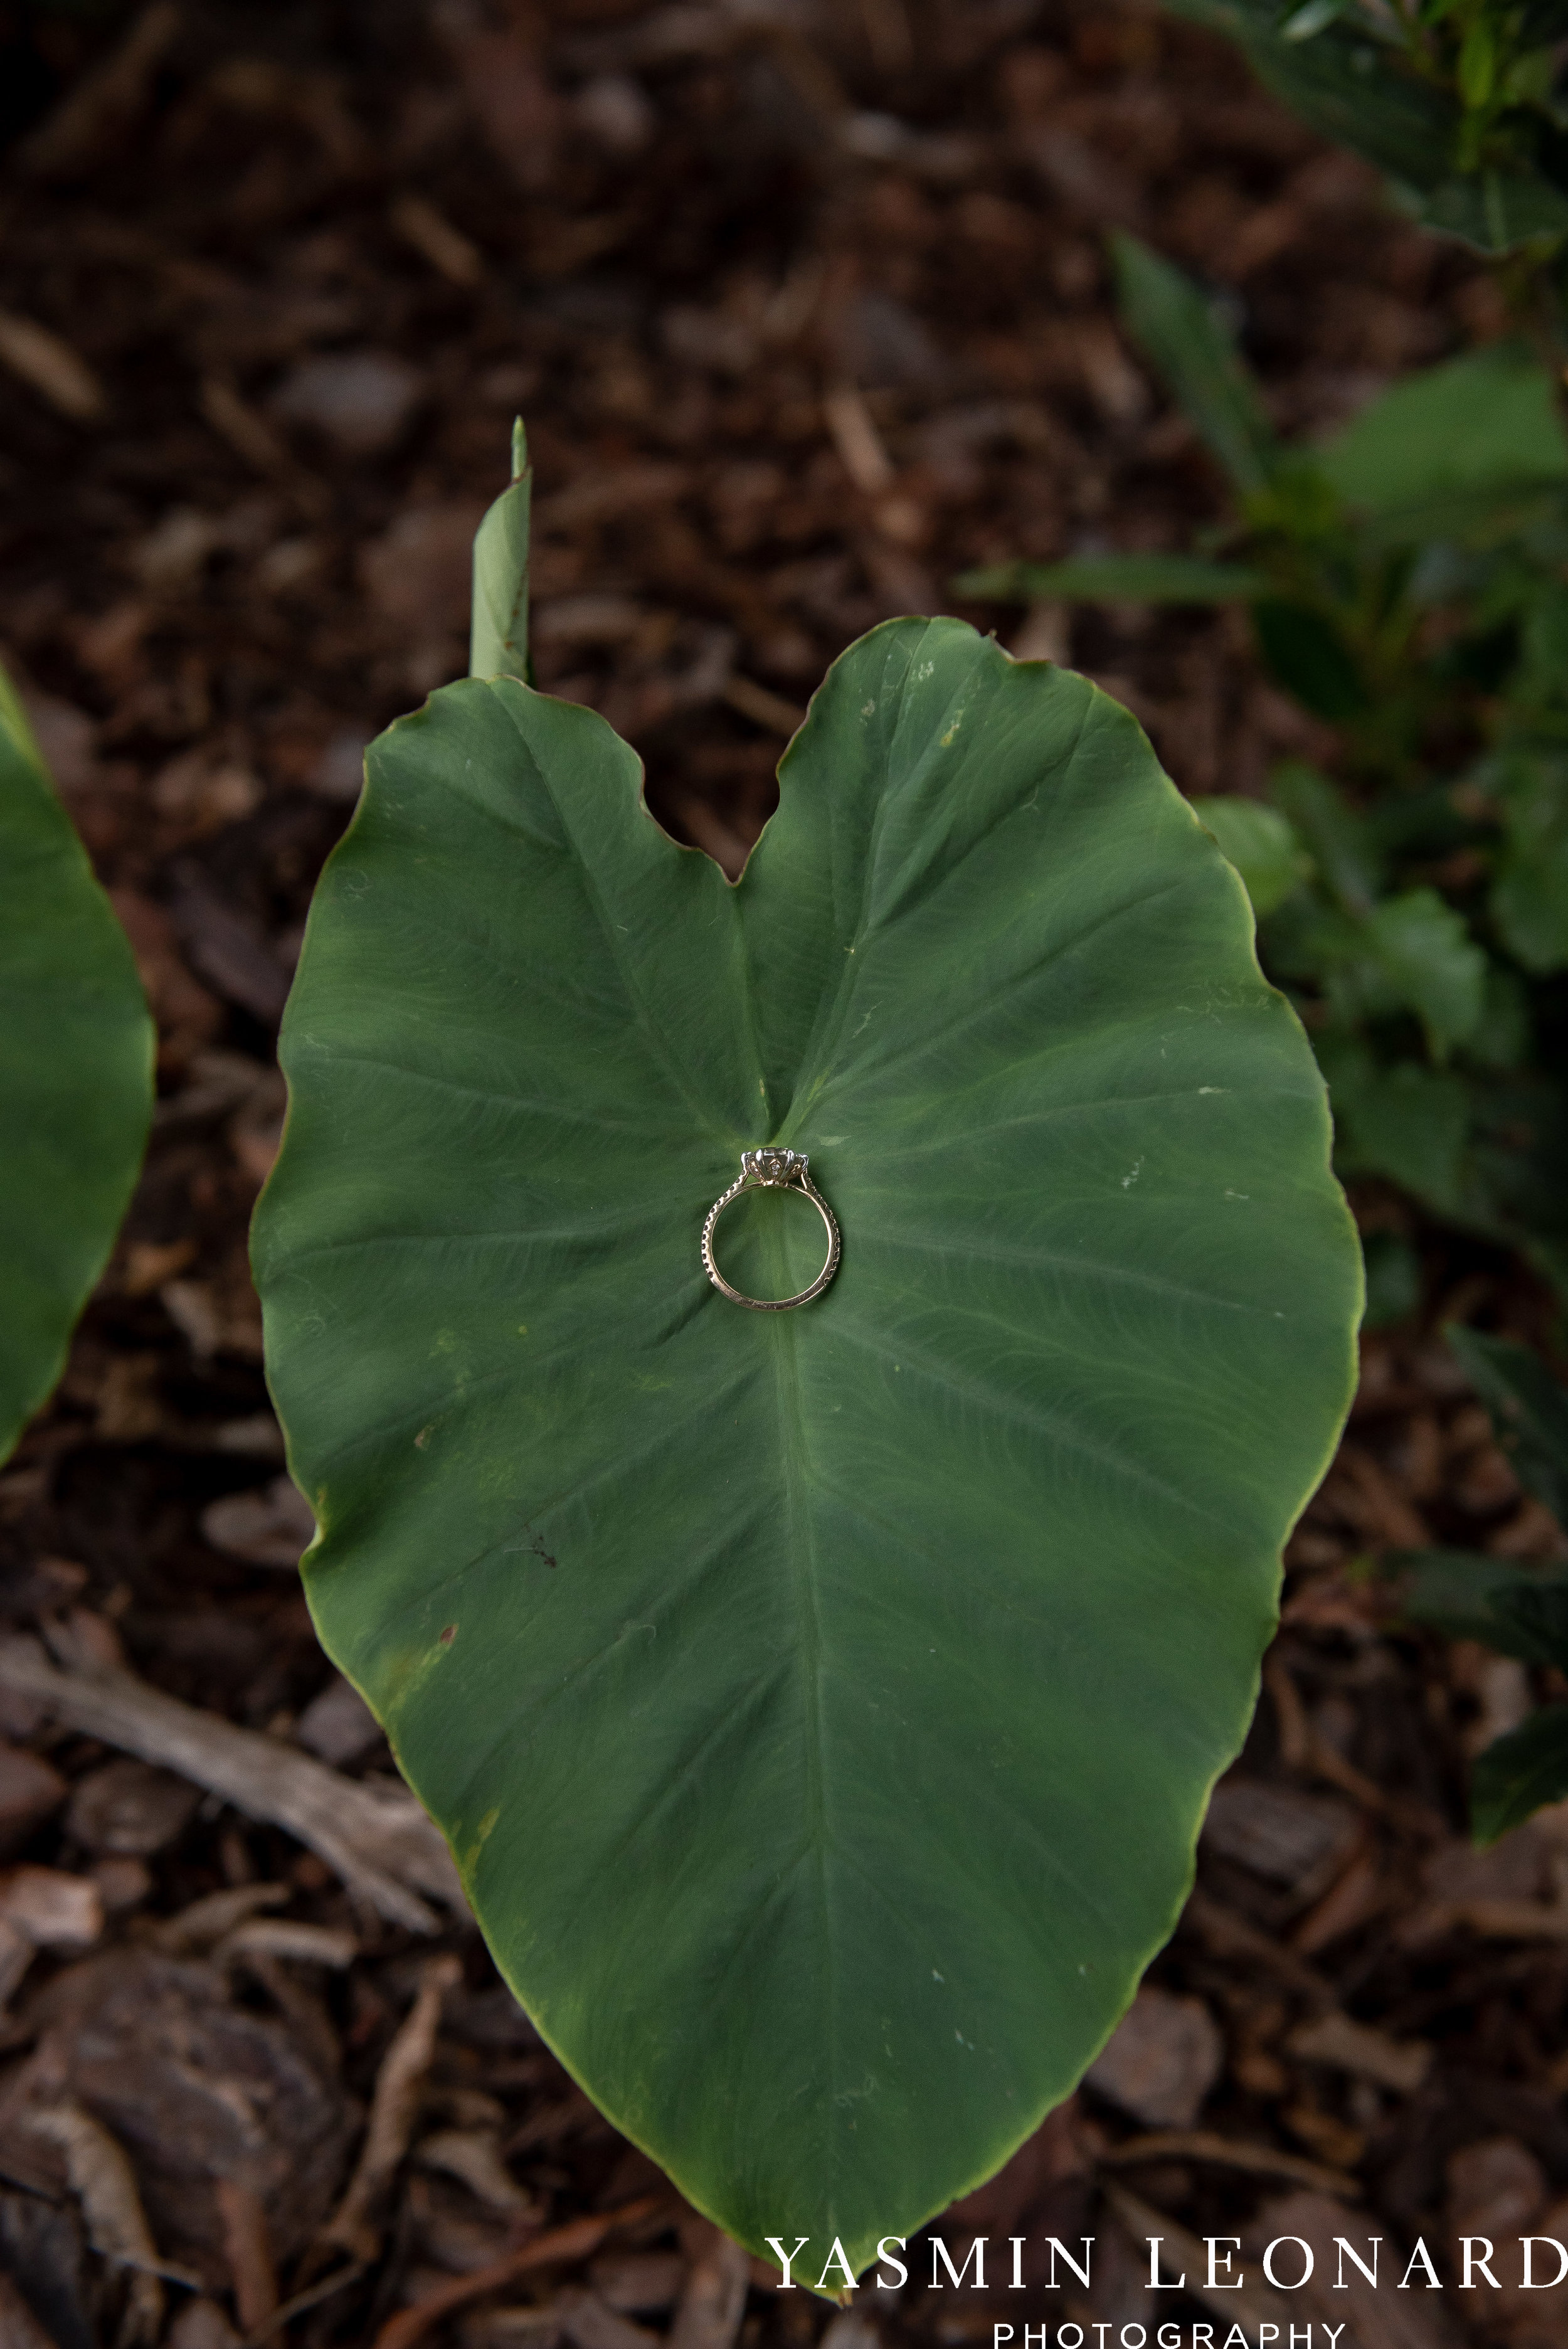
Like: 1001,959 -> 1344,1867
701,1148 -> 840,1312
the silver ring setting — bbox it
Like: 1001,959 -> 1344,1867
701,1148 -> 840,1312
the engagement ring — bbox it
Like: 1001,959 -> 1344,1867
701,1148 -> 840,1312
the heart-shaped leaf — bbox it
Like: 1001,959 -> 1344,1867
1,671 -> 154,1464
254,618 -> 1359,2269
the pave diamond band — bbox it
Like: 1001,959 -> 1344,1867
701,1149 -> 840,1312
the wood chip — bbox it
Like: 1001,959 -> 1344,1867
218,1918 -> 359,1969
151,1881 -> 290,1953
1086,1984 -> 1224,2129
721,676 -> 807,736
1286,2008 -> 1431,2096
822,383 -> 895,493
391,193 -> 484,285
1291,1845 -> 1391,1953
0,1864 -> 103,1949
415,2126 -> 531,2214
0,309 -> 107,420
667,2227 -> 750,2349
0,1737 -> 66,1853
1202,1778 -> 1359,1892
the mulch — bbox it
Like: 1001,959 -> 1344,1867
1,4 -> 1565,2345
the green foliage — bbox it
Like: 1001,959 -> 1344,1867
0,668 -> 154,1465
254,581 -> 1360,2268
470,417 -> 532,686
1191,794 -> 1310,914
1401,1327 -> 1568,1843
958,236 -> 1568,1295
1111,232 -> 1281,494
1470,1703 -> 1568,1841
1360,1227 -> 1423,1324
1160,1 -> 1568,257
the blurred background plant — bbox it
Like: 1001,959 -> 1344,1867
961,231 -> 1568,1312
1397,1324 -> 1568,1838
1162,3 -> 1568,285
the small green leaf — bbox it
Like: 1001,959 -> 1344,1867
1397,1548 -> 1557,1657
1189,795 -> 1308,916
1487,1578 -> 1568,1673
255,613 -> 1360,2270
1360,1228 -> 1421,1328
1110,234 -> 1279,498
1269,763 -> 1381,913
1251,602 -> 1370,722
1281,0 -> 1350,39
469,418 -> 532,685
1317,1035 -> 1471,1212
1456,18 -> 1496,110
1471,1703 -> 1568,1845
1,668 -> 154,1463
1445,1325 -> 1568,1525
1318,344 -> 1568,519
1490,750 -> 1568,975
953,556 -> 1268,605
1364,888 -> 1487,1055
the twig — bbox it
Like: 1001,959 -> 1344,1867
18,2 -> 183,178
1101,2128 -> 1361,2200
242,2259 -> 364,2347
371,2198 -> 664,2349
0,1635 -> 462,1933
1182,1889 -> 1333,2002
315,1954 -> 462,2266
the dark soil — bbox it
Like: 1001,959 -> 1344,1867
1,4 -> 1565,2346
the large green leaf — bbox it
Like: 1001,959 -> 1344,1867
254,617 -> 1360,2270
1,669 -> 154,1463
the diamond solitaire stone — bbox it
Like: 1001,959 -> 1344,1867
743,1148 -> 805,1186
